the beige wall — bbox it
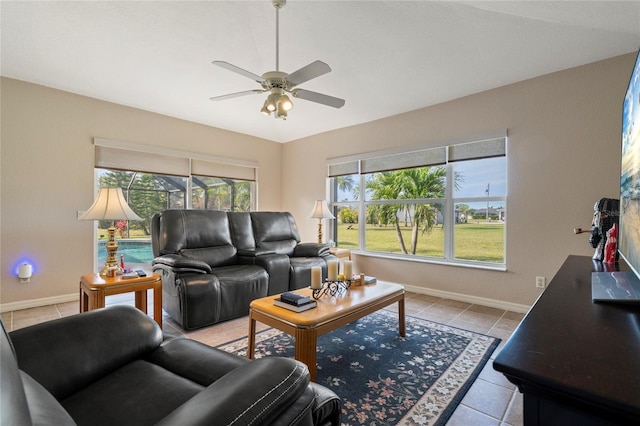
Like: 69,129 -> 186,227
283,53 -> 635,308
1,53 -> 634,310
0,78 -> 282,306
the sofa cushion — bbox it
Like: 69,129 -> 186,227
251,212 -> 302,256
157,210 -> 238,266
212,265 -> 269,321
61,360 -> 203,426
147,338 -> 249,386
228,211 -> 256,251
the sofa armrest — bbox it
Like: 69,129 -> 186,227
308,382 -> 342,426
254,253 -> 291,295
156,358 -> 312,426
293,243 -> 331,257
152,254 -> 212,274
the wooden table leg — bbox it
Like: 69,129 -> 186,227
153,281 -> 162,329
88,289 -> 105,310
135,289 -> 148,314
398,297 -> 406,337
79,284 -> 87,313
247,312 -> 256,359
295,328 -> 319,382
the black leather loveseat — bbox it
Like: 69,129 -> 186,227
1,305 -> 341,426
151,210 -> 337,329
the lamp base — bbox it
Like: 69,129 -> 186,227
317,221 -> 323,244
99,226 -> 123,277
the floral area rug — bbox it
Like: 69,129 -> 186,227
217,310 -> 500,426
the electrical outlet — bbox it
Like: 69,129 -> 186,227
536,276 -> 546,288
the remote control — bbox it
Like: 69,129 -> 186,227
136,270 -> 147,277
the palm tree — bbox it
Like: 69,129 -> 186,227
395,167 -> 446,254
366,171 -> 408,253
335,175 -> 356,201
366,166 -> 449,254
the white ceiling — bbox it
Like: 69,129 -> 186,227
2,1 -> 639,143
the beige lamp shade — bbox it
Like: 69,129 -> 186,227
79,187 -> 141,276
79,187 -> 142,221
309,200 -> 335,219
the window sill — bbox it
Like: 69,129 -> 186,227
350,250 -> 507,272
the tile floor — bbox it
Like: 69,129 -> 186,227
1,290 -> 525,426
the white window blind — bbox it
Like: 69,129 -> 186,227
96,146 -> 190,176
327,134 -> 506,177
361,147 -> 446,174
448,138 -> 506,162
328,161 -> 359,177
93,138 -> 258,180
191,159 -> 255,181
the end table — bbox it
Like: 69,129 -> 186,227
79,271 -> 163,329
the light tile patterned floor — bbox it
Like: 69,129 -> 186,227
1,291 -> 525,425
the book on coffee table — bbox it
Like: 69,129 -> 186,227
274,298 -> 317,312
363,276 -> 377,285
280,292 -> 312,306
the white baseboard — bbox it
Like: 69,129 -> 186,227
0,286 -> 530,315
401,283 -> 531,314
0,293 -> 78,313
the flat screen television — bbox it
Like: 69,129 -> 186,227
591,49 -> 640,303
619,49 -> 640,282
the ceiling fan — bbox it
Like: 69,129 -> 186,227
209,0 -> 345,120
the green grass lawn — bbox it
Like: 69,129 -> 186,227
336,222 -> 504,263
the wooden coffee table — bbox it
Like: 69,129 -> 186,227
247,281 -> 405,381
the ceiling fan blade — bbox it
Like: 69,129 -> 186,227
210,89 -> 264,101
292,89 -> 345,108
286,60 -> 331,87
212,61 -> 265,84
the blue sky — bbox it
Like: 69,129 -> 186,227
454,157 -> 506,198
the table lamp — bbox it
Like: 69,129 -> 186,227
309,200 -> 335,244
79,187 -> 142,276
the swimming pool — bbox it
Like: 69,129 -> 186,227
98,239 -> 153,265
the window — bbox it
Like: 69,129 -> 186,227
91,138 -> 257,271
328,136 -> 507,268
192,176 -> 253,211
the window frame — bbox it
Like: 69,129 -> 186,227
90,137 -> 259,272
328,135 -> 507,270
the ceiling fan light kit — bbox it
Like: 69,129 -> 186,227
210,0 -> 344,120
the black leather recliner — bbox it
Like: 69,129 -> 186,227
0,305 -> 341,426
249,212 -> 332,290
152,210 -> 336,330
151,210 -> 270,329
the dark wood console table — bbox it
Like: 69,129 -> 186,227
493,255 -> 640,425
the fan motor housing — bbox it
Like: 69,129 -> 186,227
262,71 -> 289,90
